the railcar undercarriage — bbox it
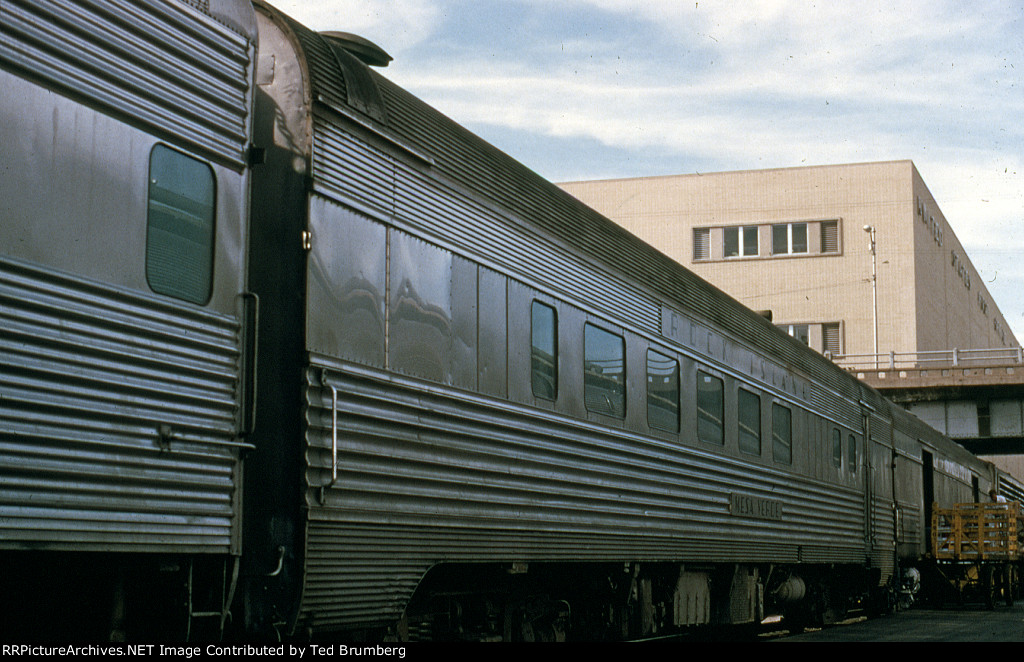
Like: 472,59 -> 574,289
0,552 -> 238,642
391,560 -> 881,641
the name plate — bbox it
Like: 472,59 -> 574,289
730,493 -> 783,521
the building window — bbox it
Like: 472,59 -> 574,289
978,401 -> 991,438
531,301 -> 558,400
697,371 -> 724,445
584,323 -> 625,418
693,228 -> 710,261
823,322 -> 842,357
738,389 -> 761,455
772,403 -> 792,464
772,223 -> 807,255
724,226 -> 758,258
779,324 -> 809,345
146,144 -> 216,304
821,220 -> 839,253
647,350 -> 679,433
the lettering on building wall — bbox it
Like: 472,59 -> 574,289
950,250 -> 972,291
994,318 -> 1007,344
928,200 -> 1010,346
917,195 -> 943,247
730,493 -> 784,521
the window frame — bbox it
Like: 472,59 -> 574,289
820,220 -> 840,254
583,323 -> 626,419
822,322 -> 842,357
145,143 -> 217,305
779,324 -> 810,346
724,225 -> 759,258
771,222 -> 808,256
530,300 -> 558,401
737,388 -> 762,456
771,403 -> 792,465
696,370 -> 725,446
646,349 -> 679,433
693,227 -> 711,261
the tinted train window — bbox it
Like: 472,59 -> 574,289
697,371 -> 724,445
647,350 -> 679,433
772,404 -> 792,464
531,301 -> 558,400
584,323 -> 625,418
146,144 -> 216,304
832,429 -> 842,468
848,434 -> 858,473
738,389 -> 761,455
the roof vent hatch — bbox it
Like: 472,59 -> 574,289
320,31 -> 393,67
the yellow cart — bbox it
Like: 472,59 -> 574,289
931,502 -> 1024,608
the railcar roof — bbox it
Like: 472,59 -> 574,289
259,0 -> 880,407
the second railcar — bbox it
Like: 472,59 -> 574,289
239,1 -> 996,639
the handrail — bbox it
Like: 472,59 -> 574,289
832,346 -> 1024,371
318,371 -> 340,504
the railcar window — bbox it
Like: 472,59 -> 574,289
772,404 -> 792,464
738,389 -> 761,455
847,434 -> 858,473
697,371 -> 724,445
146,144 -> 216,304
647,350 -> 679,433
832,429 -> 842,468
584,323 -> 625,418
530,301 -> 558,400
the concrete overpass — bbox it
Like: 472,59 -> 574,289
835,347 -> 1024,480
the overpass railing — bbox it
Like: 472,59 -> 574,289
831,347 -> 1024,372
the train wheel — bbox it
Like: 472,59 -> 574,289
502,596 -> 569,642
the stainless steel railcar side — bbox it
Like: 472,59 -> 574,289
0,0 -> 257,638
242,2 -> 994,639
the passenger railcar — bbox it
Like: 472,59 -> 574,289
0,0 -> 258,639
0,0 -> 1013,641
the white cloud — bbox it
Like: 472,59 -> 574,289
269,0 -> 442,54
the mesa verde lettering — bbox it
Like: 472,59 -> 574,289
730,493 -> 783,521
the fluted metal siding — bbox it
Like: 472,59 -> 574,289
0,0 -> 253,168
309,115 -> 661,334
376,74 -> 866,400
0,257 -> 242,552
312,118 -> 396,218
296,361 -> 866,631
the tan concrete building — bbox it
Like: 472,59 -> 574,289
559,160 -> 1018,361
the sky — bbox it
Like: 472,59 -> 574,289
273,0 -> 1024,345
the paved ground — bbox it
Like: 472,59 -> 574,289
779,604 -> 1024,642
